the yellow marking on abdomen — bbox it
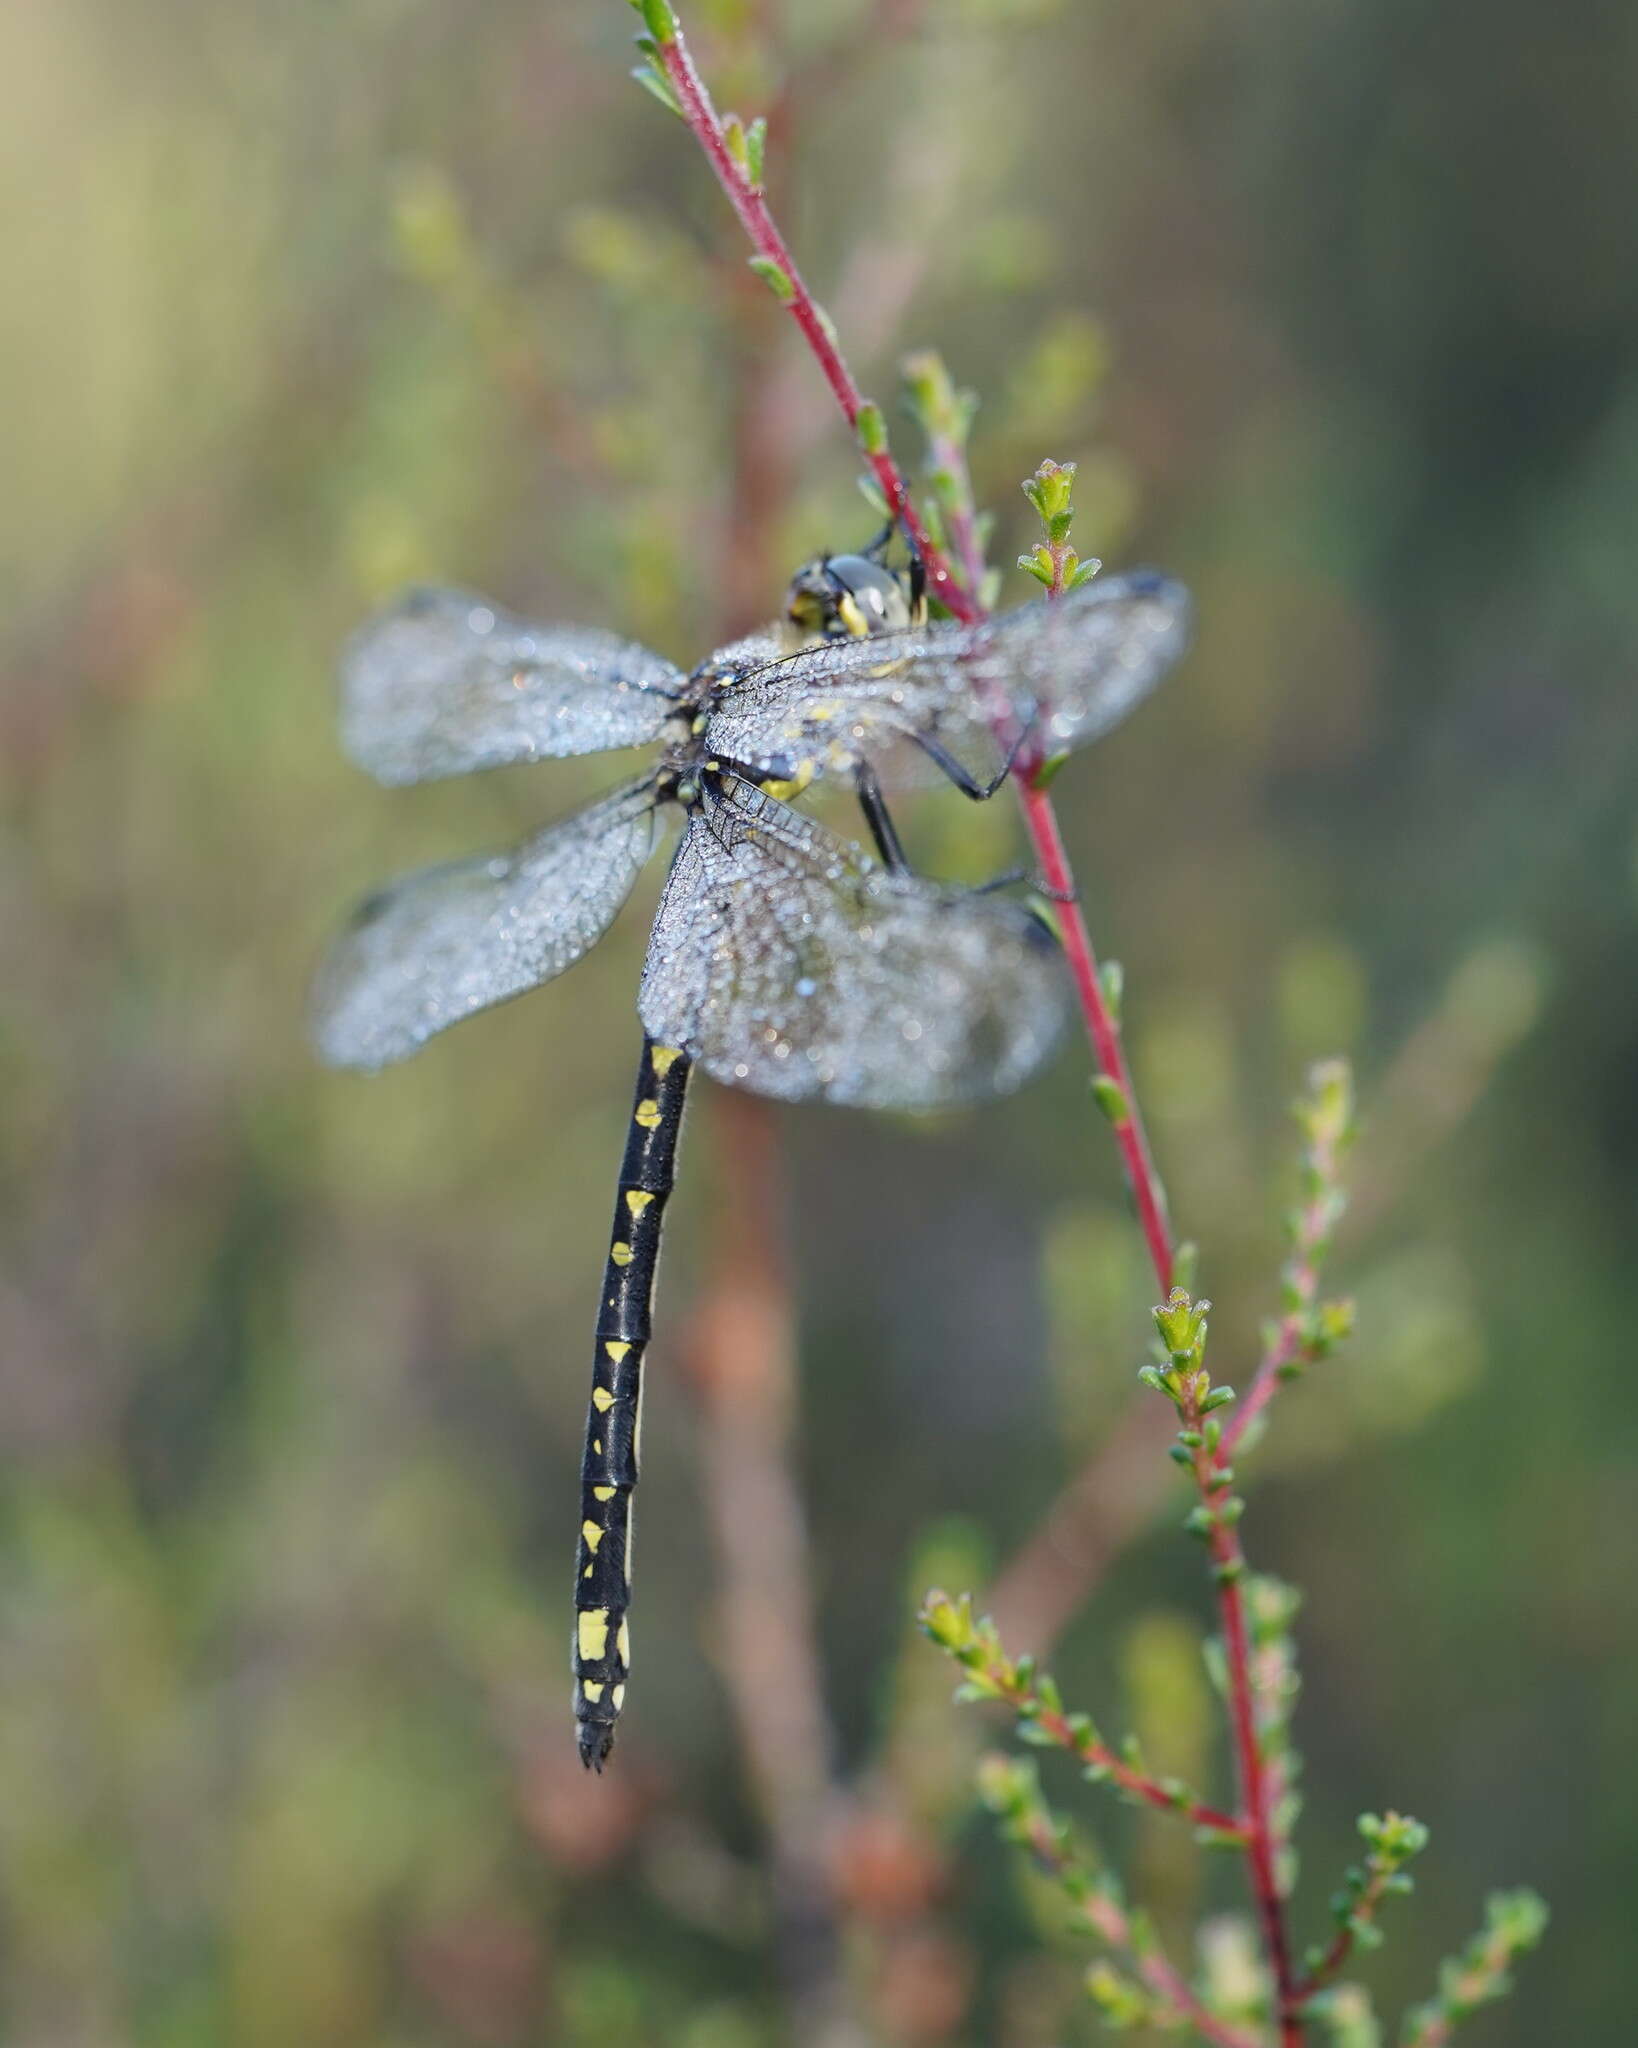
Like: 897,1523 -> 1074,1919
650,1045 -> 684,1076
625,1190 -> 654,1217
593,1485 -> 615,1502
581,1520 -> 604,1552
612,1684 -> 626,1710
592,1385 -> 614,1413
617,1620 -> 631,1666
578,1609 -> 610,1661
634,1098 -> 661,1129
605,1340 -> 631,1363
581,1679 -> 604,1702
610,1241 -> 634,1267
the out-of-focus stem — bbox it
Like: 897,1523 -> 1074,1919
672,21 -> 861,2040
985,1396 -> 1175,1653
683,1087 -> 853,2045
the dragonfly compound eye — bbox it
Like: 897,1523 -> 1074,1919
783,553 -> 914,645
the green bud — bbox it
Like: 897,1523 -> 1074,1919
1098,957 -> 1124,1019
855,400 -> 888,455
918,1588 -> 971,1649
747,255 -> 795,303
1018,543 -> 1056,587
1091,1074 -> 1128,1123
1023,458 -> 1077,523
744,115 -> 767,187
632,0 -> 677,43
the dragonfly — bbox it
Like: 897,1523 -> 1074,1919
311,541 -> 1190,1768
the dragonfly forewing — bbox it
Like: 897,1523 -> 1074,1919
341,588 -> 683,785
638,777 -> 1068,1108
984,571 -> 1190,753
313,778 -> 660,1070
698,569 -> 1188,791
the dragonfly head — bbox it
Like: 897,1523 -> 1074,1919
783,551 -> 919,648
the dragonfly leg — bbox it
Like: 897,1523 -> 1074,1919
854,763 -> 912,874
910,709 -> 1037,803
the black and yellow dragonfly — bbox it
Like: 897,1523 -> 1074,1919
312,549 -> 1188,1767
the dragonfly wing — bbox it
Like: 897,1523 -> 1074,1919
313,779 -> 659,1070
987,570 -> 1190,753
341,588 -> 683,785
699,570 -> 1188,790
638,777 -> 1067,1108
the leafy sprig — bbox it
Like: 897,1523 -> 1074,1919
1400,1892 -> 1550,2047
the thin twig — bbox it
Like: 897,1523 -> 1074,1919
652,14 -> 1175,1295
1160,1311 -> 1299,2046
1008,1796 -> 1261,2048
1219,1062 -> 1353,1462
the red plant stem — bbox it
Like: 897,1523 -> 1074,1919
1291,1870 -> 1389,2004
659,30 -> 962,615
1084,1891 -> 1263,2048
1218,1317 -> 1304,1463
1182,1413 -> 1300,2043
1220,1572 -> 1299,2044
657,20 -> 1175,1298
1140,1955 -> 1263,2048
1020,781 -> 1174,1291
1029,1699 -> 1246,1839
1016,1805 -> 1260,2048
1218,1178 -> 1333,1465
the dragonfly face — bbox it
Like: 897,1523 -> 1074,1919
313,543 -> 1191,1766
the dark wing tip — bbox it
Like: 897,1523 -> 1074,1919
1103,564 -> 1189,613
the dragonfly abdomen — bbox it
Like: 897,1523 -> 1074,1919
573,1035 -> 692,1769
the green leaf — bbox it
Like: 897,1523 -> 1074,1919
630,61 -> 683,115
855,400 -> 888,455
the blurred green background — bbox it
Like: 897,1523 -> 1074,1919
4,0 -> 1634,2042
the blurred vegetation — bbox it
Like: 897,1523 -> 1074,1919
3,0 -> 1635,2041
